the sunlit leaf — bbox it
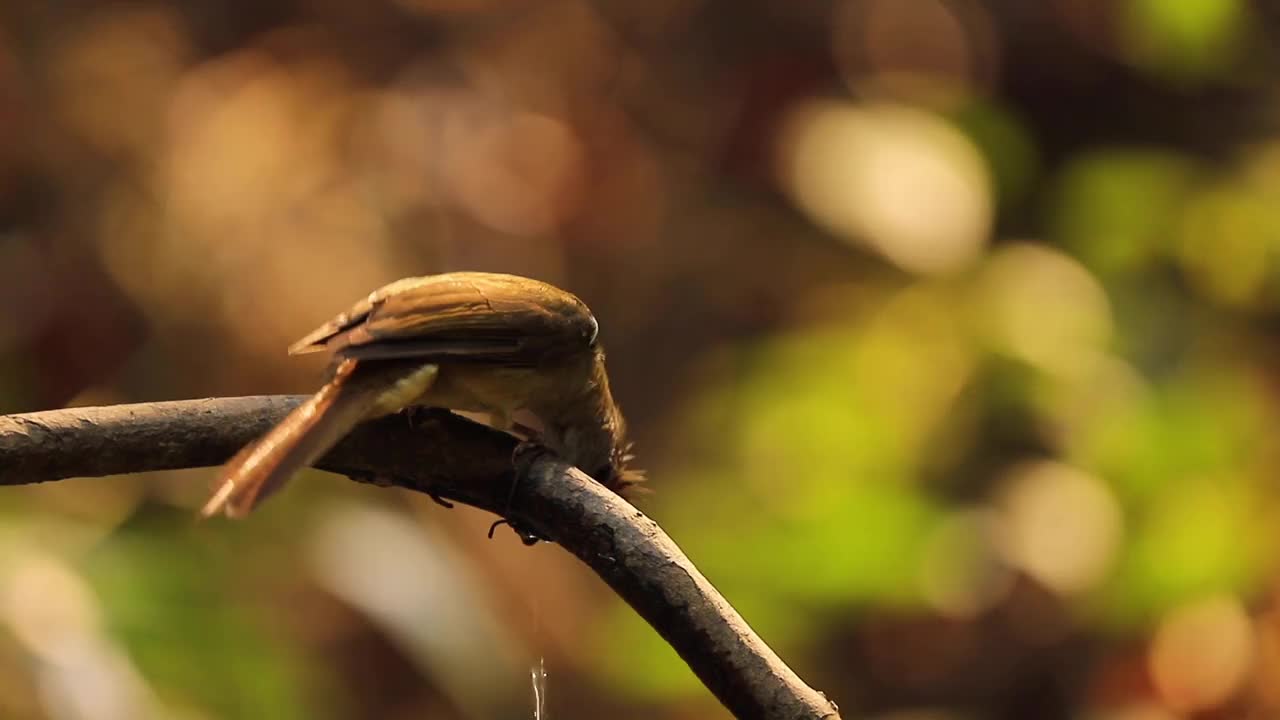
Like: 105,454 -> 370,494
1051,149 -> 1198,274
1121,0 -> 1249,83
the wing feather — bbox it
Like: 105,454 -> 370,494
287,273 -> 598,367
201,359 -> 437,518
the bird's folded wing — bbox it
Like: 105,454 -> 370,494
201,358 -> 439,518
288,274 -> 593,366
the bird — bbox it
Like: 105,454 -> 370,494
200,272 -> 639,518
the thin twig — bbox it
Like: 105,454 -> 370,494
0,397 -> 841,720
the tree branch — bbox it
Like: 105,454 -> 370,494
0,397 -> 842,720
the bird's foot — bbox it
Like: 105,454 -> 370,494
484,440 -> 553,545
487,518 -> 541,546
511,438 -> 552,472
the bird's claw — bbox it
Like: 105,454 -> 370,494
487,518 -> 541,546
483,441 -> 553,546
511,439 -> 552,475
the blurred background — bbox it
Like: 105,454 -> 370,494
2,0 -> 1280,718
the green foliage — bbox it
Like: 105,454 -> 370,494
949,99 -> 1041,211
82,511 -> 322,720
1100,480 -> 1265,625
1051,150 -> 1199,274
601,252 -> 1280,697
1122,0 -> 1250,82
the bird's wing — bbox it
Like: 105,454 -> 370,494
288,273 -> 597,367
201,358 -> 440,518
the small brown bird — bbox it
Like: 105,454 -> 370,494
201,272 -> 638,518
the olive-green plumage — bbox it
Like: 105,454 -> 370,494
201,272 -> 636,518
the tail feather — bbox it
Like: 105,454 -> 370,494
201,359 -> 436,518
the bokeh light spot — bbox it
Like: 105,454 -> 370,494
777,100 -> 992,275
1149,594 -> 1254,712
444,110 -> 586,235
1176,180 -> 1276,307
1121,0 -> 1248,83
918,509 -> 1011,618
973,243 -> 1113,377
1051,149 -> 1197,274
831,0 -> 998,96
996,461 -> 1123,596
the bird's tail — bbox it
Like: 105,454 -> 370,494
200,359 -> 438,518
